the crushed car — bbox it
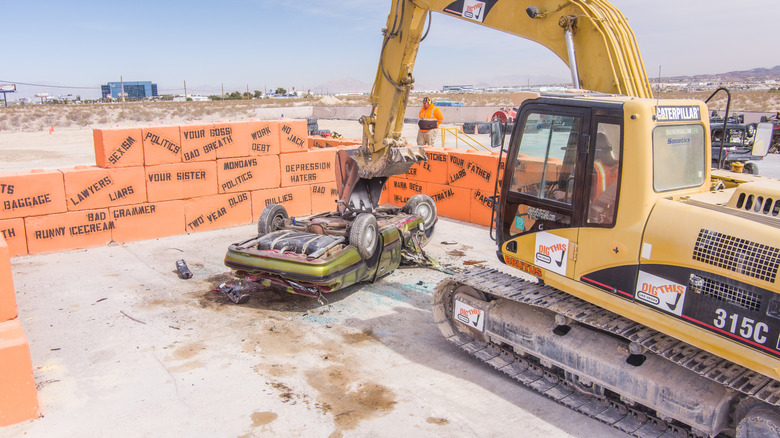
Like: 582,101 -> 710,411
224,194 -> 437,298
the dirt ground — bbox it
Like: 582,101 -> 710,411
0,118 -> 628,437
0,90 -> 777,133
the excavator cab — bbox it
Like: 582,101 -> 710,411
497,95 -> 623,278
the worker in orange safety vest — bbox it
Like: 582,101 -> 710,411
587,132 -> 620,224
417,97 -> 444,146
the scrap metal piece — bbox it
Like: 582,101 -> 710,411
217,282 -> 250,304
176,259 -> 193,279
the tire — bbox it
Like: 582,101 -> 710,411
744,162 -> 759,175
350,213 -> 379,259
462,122 -> 477,134
306,117 -> 318,135
476,122 -> 491,134
403,194 -> 437,230
258,204 -> 288,236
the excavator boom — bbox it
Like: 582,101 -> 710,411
338,0 -> 652,212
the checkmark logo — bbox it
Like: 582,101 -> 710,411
666,292 -> 683,312
554,250 -> 566,267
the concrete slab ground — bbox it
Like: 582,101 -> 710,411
1,219 -> 627,438
3,118 -> 780,437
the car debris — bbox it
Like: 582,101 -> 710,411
175,259 -> 193,279
216,282 -> 250,304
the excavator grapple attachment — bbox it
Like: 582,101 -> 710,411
335,146 -> 427,213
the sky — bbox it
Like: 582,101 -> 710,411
1,0 -> 777,100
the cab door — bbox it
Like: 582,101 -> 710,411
498,104 -> 590,280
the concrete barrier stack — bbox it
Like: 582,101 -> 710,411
387,146 -> 507,227
0,117 -> 525,257
0,119 -> 362,257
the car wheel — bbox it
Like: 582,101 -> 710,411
350,213 -> 378,259
744,162 -> 759,175
403,194 -> 437,230
258,204 -> 288,236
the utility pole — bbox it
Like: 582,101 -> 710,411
184,80 -> 187,100
120,75 -> 125,103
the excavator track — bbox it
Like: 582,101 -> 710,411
433,268 -> 780,437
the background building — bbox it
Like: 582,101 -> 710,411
101,81 -> 158,99
442,85 -> 474,93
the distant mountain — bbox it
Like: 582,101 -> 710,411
317,73 -> 569,94
666,65 -> 780,82
480,73 -> 570,87
316,66 -> 780,94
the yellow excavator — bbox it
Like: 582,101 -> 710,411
333,1 -> 780,437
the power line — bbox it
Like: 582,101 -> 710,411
0,79 -> 96,90
0,80 -> 249,95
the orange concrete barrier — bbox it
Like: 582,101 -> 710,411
242,120 -> 280,156
470,188 -> 496,227
145,162 -> 218,202
93,127 -> 144,168
405,147 -> 449,184
142,125 -> 182,165
307,137 -> 361,149
180,123 -> 236,162
386,177 -> 427,207
0,237 -> 17,322
308,137 -> 329,149
217,155 -> 280,194
279,119 -> 308,154
0,169 -> 67,220
310,182 -> 339,214
217,122 -> 250,158
251,185 -> 312,219
62,166 -> 147,211
180,124 -> 210,162
110,201 -> 185,243
280,149 -> 337,187
510,156 -> 550,192
0,218 -> 27,257
426,182 -> 470,223
184,192 -> 252,233
334,138 -> 361,148
447,151 -> 500,192
24,209 -> 113,254
0,318 -> 40,426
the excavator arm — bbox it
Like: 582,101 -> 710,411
337,0 -> 652,213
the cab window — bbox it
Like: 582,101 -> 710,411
507,113 -> 581,236
587,122 -> 621,225
652,124 -> 706,191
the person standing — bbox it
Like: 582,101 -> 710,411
417,97 -> 444,146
